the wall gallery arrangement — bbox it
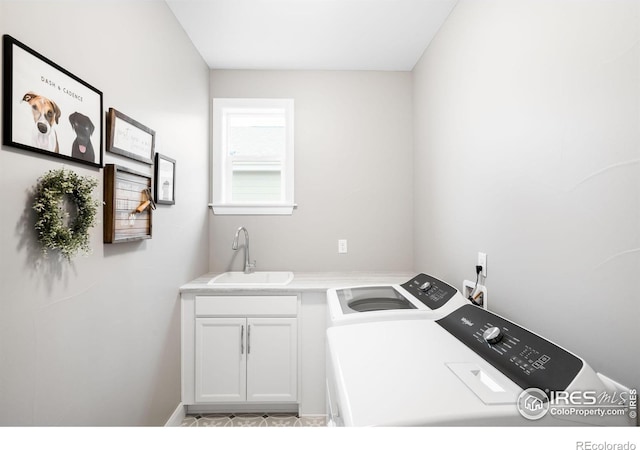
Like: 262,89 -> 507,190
2,34 -> 176,259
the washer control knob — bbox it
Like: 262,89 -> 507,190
483,326 -> 504,345
418,281 -> 432,292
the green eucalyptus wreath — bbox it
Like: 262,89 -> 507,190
33,168 -> 99,260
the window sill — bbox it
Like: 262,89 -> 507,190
208,203 -> 296,216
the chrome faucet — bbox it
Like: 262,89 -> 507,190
232,226 -> 256,274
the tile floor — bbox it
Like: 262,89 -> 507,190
181,413 -> 327,427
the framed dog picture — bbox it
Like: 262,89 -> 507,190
2,35 -> 103,168
154,153 -> 176,205
106,108 -> 155,165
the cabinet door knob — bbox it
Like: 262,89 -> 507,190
247,324 -> 251,354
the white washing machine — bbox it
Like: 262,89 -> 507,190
326,304 -> 634,427
326,273 -> 468,327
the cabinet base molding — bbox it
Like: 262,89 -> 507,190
186,403 -> 299,415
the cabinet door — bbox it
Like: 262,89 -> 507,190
246,318 -> 298,402
195,318 -> 246,403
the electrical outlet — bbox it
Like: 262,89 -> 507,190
338,239 -> 348,254
477,252 -> 487,277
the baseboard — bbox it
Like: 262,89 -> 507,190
186,403 -> 298,415
165,402 -> 186,427
298,413 -> 328,418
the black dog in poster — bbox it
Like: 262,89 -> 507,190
69,111 -> 95,162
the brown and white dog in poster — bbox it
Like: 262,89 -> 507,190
22,91 -> 61,153
69,112 -> 95,163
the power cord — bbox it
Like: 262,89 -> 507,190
468,265 -> 483,306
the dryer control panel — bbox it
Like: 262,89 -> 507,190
436,304 -> 583,392
401,273 -> 459,310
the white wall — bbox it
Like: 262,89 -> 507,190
413,0 -> 639,387
0,1 -> 210,425
209,70 -> 414,273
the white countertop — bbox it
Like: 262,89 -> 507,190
179,272 -> 415,294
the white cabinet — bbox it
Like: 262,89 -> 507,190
195,318 -> 246,402
245,318 -> 297,402
195,317 -> 298,403
183,295 -> 299,409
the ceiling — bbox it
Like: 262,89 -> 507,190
165,0 -> 458,71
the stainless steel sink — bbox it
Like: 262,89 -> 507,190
207,271 -> 294,286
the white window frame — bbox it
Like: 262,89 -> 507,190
210,98 -> 295,215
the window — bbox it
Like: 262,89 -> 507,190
211,98 -> 295,215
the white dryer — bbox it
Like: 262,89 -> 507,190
326,304 -> 634,427
326,273 -> 468,327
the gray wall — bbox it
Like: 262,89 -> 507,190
413,0 -> 639,388
0,1 -> 210,425
209,70 -> 414,273
3,0 -> 636,426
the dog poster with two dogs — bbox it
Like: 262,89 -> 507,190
2,35 -> 103,168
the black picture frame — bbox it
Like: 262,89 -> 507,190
2,34 -> 103,168
154,153 -> 176,205
106,108 -> 155,165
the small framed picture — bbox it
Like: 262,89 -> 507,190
154,153 -> 175,205
2,34 -> 103,168
104,164 -> 153,243
106,108 -> 155,165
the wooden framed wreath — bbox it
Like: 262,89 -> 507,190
33,168 -> 99,260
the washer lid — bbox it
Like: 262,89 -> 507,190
326,319 -> 522,426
